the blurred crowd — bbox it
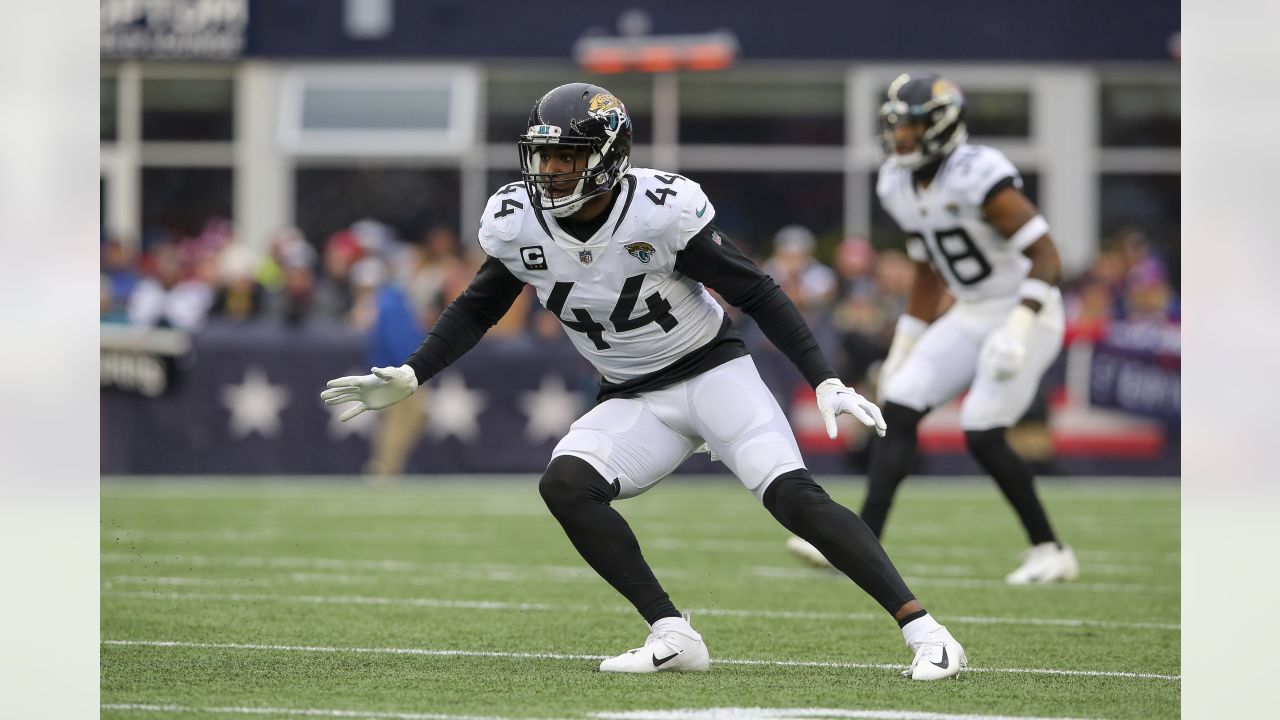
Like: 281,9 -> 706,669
101,218 -> 1179,389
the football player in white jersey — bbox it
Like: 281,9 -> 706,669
321,83 -> 966,679
787,74 -> 1078,584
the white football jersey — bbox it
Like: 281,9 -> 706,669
478,168 -> 724,383
877,144 -> 1036,303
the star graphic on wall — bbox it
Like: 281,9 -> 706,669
518,375 -> 584,443
221,366 -> 290,439
425,374 -> 486,442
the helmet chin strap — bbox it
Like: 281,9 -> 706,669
546,150 -> 616,217
548,196 -> 590,218
544,174 -> 589,217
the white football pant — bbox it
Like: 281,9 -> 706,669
552,355 -> 806,501
883,290 -> 1064,431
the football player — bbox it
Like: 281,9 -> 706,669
321,83 -> 966,679
787,74 -> 1078,584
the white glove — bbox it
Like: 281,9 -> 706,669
816,378 -> 887,439
320,364 -> 419,421
979,305 -> 1036,381
878,315 -> 927,403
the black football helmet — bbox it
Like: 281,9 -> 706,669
517,83 -> 633,217
878,73 -> 968,170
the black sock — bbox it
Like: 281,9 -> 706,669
860,402 -> 925,538
764,470 -> 915,615
965,428 -> 1058,546
538,455 -> 679,625
896,609 -> 928,628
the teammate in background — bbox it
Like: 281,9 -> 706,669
321,83 -> 967,679
787,74 -> 1078,584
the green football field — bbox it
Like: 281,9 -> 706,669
101,475 -> 1180,720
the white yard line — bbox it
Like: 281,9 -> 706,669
749,566 -> 1178,594
101,551 -> 1176,593
102,589 -> 1178,631
881,545 -> 1180,564
99,553 -> 632,576
101,703 -> 510,720
100,703 -> 1102,720
593,711 -> 1100,720
100,639 -> 1180,681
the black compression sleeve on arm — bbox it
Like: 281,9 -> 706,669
404,255 -> 526,384
674,224 -> 838,388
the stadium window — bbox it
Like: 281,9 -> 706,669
1100,79 -> 1180,147
679,71 -> 844,145
140,167 -> 233,248
141,77 -> 235,142
961,90 -> 1031,139
691,172 -> 843,260
101,74 -> 119,142
280,65 -> 479,156
486,68 -> 654,144
1099,174 -> 1181,288
293,167 -> 461,250
301,86 -> 452,131
486,170 -> 523,194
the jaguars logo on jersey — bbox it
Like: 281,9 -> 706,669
625,241 -> 656,264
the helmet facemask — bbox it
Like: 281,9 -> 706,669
519,136 -> 623,218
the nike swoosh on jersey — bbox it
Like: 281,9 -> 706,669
696,202 -> 707,218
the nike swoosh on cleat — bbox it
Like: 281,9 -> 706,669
652,652 -> 680,667
696,202 -> 707,218
931,646 -> 949,670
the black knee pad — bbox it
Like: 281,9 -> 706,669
762,469 -> 830,526
964,427 -> 1009,459
867,402 -> 926,485
882,402 -> 926,435
538,455 -> 616,512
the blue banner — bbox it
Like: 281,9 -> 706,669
1088,322 -> 1181,420
102,321 -> 1179,476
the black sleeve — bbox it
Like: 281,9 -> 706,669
674,224 -> 837,388
404,255 -> 526,384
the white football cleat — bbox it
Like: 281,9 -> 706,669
903,625 -> 967,681
1006,542 -> 1079,585
598,612 -> 710,673
786,536 -> 834,570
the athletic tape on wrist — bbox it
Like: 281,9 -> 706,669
1008,214 -> 1049,251
1018,278 -> 1052,306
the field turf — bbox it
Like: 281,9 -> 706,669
101,475 -> 1179,719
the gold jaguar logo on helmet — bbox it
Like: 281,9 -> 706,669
589,93 -> 622,113
588,93 -> 628,134
931,79 -> 963,102
625,241 -> 656,264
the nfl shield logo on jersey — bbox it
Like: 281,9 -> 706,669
579,249 -> 594,265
